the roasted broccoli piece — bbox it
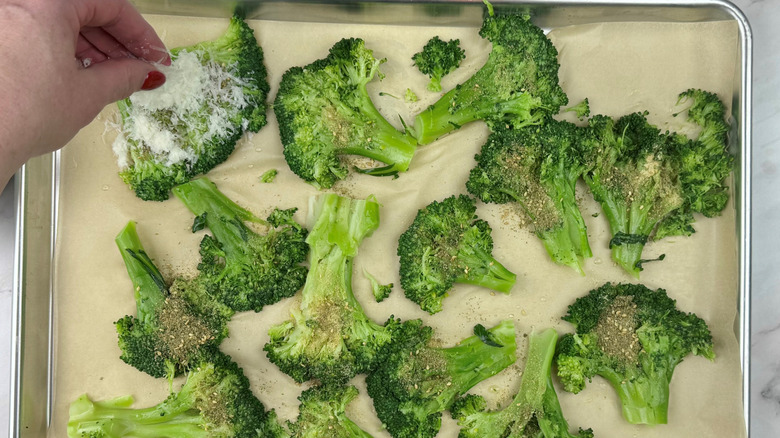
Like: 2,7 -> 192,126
452,328 -> 593,438
413,10 -> 568,144
112,15 -> 269,201
364,269 -> 393,302
467,120 -> 592,274
288,384 -> 374,437
563,98 -> 591,120
398,195 -> 516,314
583,90 -> 732,276
264,194 -> 393,384
172,177 -> 309,312
113,221 -> 233,378
654,89 -> 733,239
274,38 -> 419,188
555,283 -> 715,425
67,352 -> 287,438
582,112 -> 686,277
412,36 -> 466,92
366,319 -> 517,438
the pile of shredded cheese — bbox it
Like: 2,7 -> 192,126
112,50 -> 250,170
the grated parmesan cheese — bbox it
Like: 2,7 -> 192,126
112,50 -> 251,170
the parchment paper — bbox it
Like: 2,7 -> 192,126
50,15 -> 743,437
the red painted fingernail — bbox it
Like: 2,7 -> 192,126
141,70 -> 166,91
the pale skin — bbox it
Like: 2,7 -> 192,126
0,0 -> 170,191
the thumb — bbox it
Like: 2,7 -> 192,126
76,58 -> 165,119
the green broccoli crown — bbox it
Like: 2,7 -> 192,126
467,120 -> 592,274
397,195 -> 516,314
582,112 -> 685,277
115,15 -> 269,201
67,352 -> 287,438
555,283 -> 715,425
414,12 -> 568,144
451,328 -> 592,438
113,222 -> 233,378
412,36 -> 466,92
655,89 -> 733,239
288,384 -> 374,437
265,194 -> 391,384
366,319 -> 517,438
172,178 -> 309,313
274,37 -> 418,189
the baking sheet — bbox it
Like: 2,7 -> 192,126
50,14 -> 743,437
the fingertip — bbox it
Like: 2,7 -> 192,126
141,70 -> 166,91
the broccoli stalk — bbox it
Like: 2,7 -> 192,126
555,283 -> 715,425
274,38 -> 419,188
172,177 -> 309,312
413,11 -> 568,145
113,222 -> 232,378
451,328 -> 593,438
412,36 -> 465,92
467,120 -> 592,274
398,195 -> 516,314
114,15 -> 269,201
366,319 -> 517,438
288,384 -> 374,437
264,194 -> 392,384
67,353 -> 287,438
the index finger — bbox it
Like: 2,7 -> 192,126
73,0 -> 171,65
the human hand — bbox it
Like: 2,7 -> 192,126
0,0 -> 170,191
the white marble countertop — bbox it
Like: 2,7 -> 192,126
0,0 -> 776,436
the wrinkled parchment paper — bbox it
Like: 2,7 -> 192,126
50,15 -> 743,437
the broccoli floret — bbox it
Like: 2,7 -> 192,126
555,283 -> 715,425
563,98 -> 591,120
397,195 -> 516,314
288,384 -> 374,437
113,221 -> 233,378
67,352 -> 287,438
113,15 -> 269,201
366,319 -> 517,438
654,89 -> 732,239
405,88 -> 419,103
451,328 -> 593,438
364,269 -> 393,302
172,177 -> 309,312
467,120 -> 592,274
274,38 -> 419,188
264,194 -> 392,384
413,11 -> 568,144
412,36 -> 466,92
582,113 -> 685,277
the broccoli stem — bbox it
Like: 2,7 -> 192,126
535,176 -> 592,275
608,200 -> 656,278
173,178 -> 265,255
115,222 -> 167,325
414,89 -> 541,145
597,366 -> 670,425
438,320 -> 518,406
337,87 -> 418,174
538,226 -> 584,276
67,394 -> 208,438
455,245 -> 516,293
